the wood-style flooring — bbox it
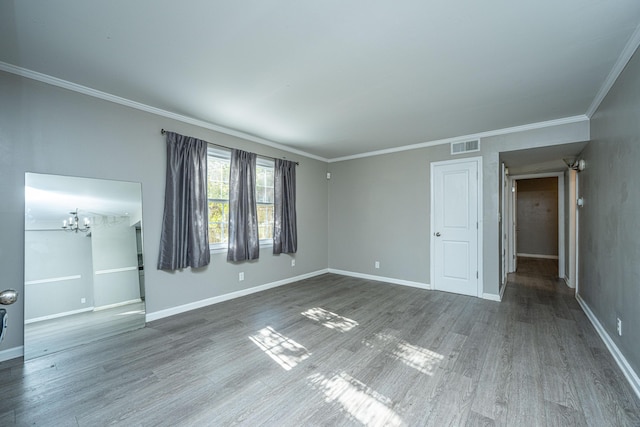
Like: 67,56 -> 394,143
1,259 -> 639,426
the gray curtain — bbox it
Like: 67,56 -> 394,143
157,132 -> 210,270
273,159 -> 297,254
227,149 -> 259,261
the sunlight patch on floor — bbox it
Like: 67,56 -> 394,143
249,326 -> 311,371
365,333 -> 444,376
390,340 -> 444,375
307,372 -> 406,427
301,307 -> 358,332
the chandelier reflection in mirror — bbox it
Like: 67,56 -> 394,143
62,208 -> 91,233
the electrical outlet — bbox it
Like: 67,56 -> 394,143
375,261 -> 380,269
617,318 -> 622,336
291,259 -> 295,267
81,298 -> 86,304
239,272 -> 244,281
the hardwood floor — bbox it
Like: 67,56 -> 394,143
1,262 -> 639,426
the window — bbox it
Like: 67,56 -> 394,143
256,158 -> 275,241
206,148 -> 274,250
207,149 -> 230,250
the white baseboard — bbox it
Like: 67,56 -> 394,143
146,269 -> 329,322
327,269 -> 430,290
94,298 -> 142,311
499,282 -> 507,300
576,294 -> 640,400
25,307 -> 94,324
517,253 -> 559,260
482,293 -> 501,302
563,276 -> 575,289
0,345 -> 23,362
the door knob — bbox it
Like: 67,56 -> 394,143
0,289 -> 18,305
434,232 -> 441,237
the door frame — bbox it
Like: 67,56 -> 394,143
500,163 -> 508,288
507,172 -> 565,279
430,156 -> 483,297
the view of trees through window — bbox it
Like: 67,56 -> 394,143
256,162 -> 275,241
206,150 -> 274,249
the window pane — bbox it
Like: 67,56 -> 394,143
257,204 -> 274,240
207,156 -> 230,200
207,150 -> 231,248
256,162 -> 274,241
208,200 -> 229,244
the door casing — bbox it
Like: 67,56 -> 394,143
507,172 -> 565,279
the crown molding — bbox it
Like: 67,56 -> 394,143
586,22 -> 640,118
328,115 -> 589,163
0,62 -> 329,163
0,61 -> 592,164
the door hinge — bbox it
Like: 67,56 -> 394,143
476,271 -> 479,279
476,222 -> 478,229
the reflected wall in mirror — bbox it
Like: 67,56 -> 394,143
24,173 -> 146,360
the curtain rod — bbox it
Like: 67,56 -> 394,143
161,129 -> 299,166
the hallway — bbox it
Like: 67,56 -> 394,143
500,256 -> 640,425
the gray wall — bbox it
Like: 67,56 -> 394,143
329,121 -> 589,297
0,71 -> 329,352
24,230 -> 94,320
580,49 -> 640,375
516,177 -> 558,257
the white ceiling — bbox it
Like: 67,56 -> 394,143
2,1 -> 640,160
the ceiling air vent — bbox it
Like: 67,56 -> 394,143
451,139 -> 480,155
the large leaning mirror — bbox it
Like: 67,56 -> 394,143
24,173 -> 146,360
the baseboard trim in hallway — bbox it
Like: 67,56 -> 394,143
577,293 -> 640,400
146,269 -> 329,322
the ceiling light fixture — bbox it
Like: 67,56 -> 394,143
62,209 -> 90,233
563,158 -> 586,172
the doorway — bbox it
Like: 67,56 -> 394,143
507,173 -> 565,280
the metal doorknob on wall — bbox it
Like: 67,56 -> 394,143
434,232 -> 441,237
0,289 -> 18,305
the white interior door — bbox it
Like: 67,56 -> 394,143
431,158 -> 480,297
